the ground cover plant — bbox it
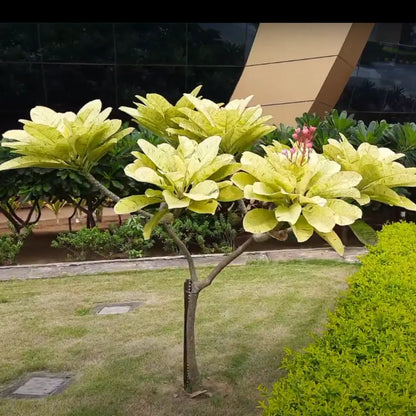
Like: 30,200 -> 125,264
2,87 -> 416,395
0,260 -> 359,416
259,221 -> 416,415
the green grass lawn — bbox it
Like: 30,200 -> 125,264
0,259 -> 359,416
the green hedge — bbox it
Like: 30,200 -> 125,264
259,221 -> 416,415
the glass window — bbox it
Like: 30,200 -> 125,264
400,23 -> 416,46
187,66 -> 245,103
115,23 -> 186,65
0,63 -> 44,132
187,23 -> 248,66
43,64 -> 116,112
39,23 -> 114,64
116,65 -> 187,119
0,23 -> 40,63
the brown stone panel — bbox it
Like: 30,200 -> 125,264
245,23 -> 355,65
312,55 -> 358,112
339,23 -> 375,67
235,57 -> 338,105
232,23 -> 374,126
263,102 -> 315,127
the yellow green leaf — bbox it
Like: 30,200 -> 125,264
274,203 -> 302,224
217,185 -> 243,201
243,208 -> 278,234
144,209 -> 169,240
162,190 -> 190,209
291,215 -> 314,242
188,199 -> 219,214
302,204 -> 336,233
315,230 -> 345,256
184,180 -> 219,201
114,195 -> 162,214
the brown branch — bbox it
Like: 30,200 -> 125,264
162,222 -> 198,282
82,171 -> 152,219
195,234 -> 255,291
83,171 -> 196,279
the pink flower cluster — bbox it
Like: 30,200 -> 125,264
282,125 -> 317,165
292,125 -> 316,149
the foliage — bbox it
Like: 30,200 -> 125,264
232,127 -> 363,255
381,122 -> 416,167
51,215 -> 154,261
259,221 -> 416,416
296,110 -> 357,153
153,211 -> 240,254
120,85 -> 276,155
250,123 -> 295,155
323,134 -> 416,210
0,99 -> 133,172
0,227 -> 32,265
348,119 -> 391,147
114,135 -> 243,238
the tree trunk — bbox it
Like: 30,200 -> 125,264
183,279 -> 202,392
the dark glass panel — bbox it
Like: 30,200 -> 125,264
349,77 -> 389,112
39,23 -> 114,63
353,111 -> 416,124
115,65 -> 186,121
384,85 -> 416,113
115,23 -> 186,65
0,23 -> 40,62
187,23 -> 247,66
358,41 -> 398,66
400,23 -> 416,47
43,64 -> 116,113
186,66 -> 244,104
368,23 -> 402,44
244,23 -> 259,61
0,63 -> 44,132
335,79 -> 354,113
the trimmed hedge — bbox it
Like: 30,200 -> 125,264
259,221 -> 416,415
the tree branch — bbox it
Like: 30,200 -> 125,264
83,170 -> 197,279
83,171 -> 121,203
195,234 -> 255,291
162,222 -> 198,282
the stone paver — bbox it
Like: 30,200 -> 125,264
98,305 -> 131,315
93,301 -> 144,315
2,373 -> 73,398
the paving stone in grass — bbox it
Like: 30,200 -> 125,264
1,372 -> 73,398
93,300 -> 144,315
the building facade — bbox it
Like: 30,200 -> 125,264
0,22 -> 415,133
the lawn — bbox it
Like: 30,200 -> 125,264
0,259 -> 359,416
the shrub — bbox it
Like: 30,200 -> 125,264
0,226 -> 32,265
51,215 -> 154,261
259,221 -> 416,415
153,211 -> 241,254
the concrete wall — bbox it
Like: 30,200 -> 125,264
231,23 -> 375,126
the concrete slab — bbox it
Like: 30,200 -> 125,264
93,300 -> 144,315
1,372 -> 73,398
98,305 -> 131,315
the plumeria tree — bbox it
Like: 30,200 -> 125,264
2,87 -> 416,395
